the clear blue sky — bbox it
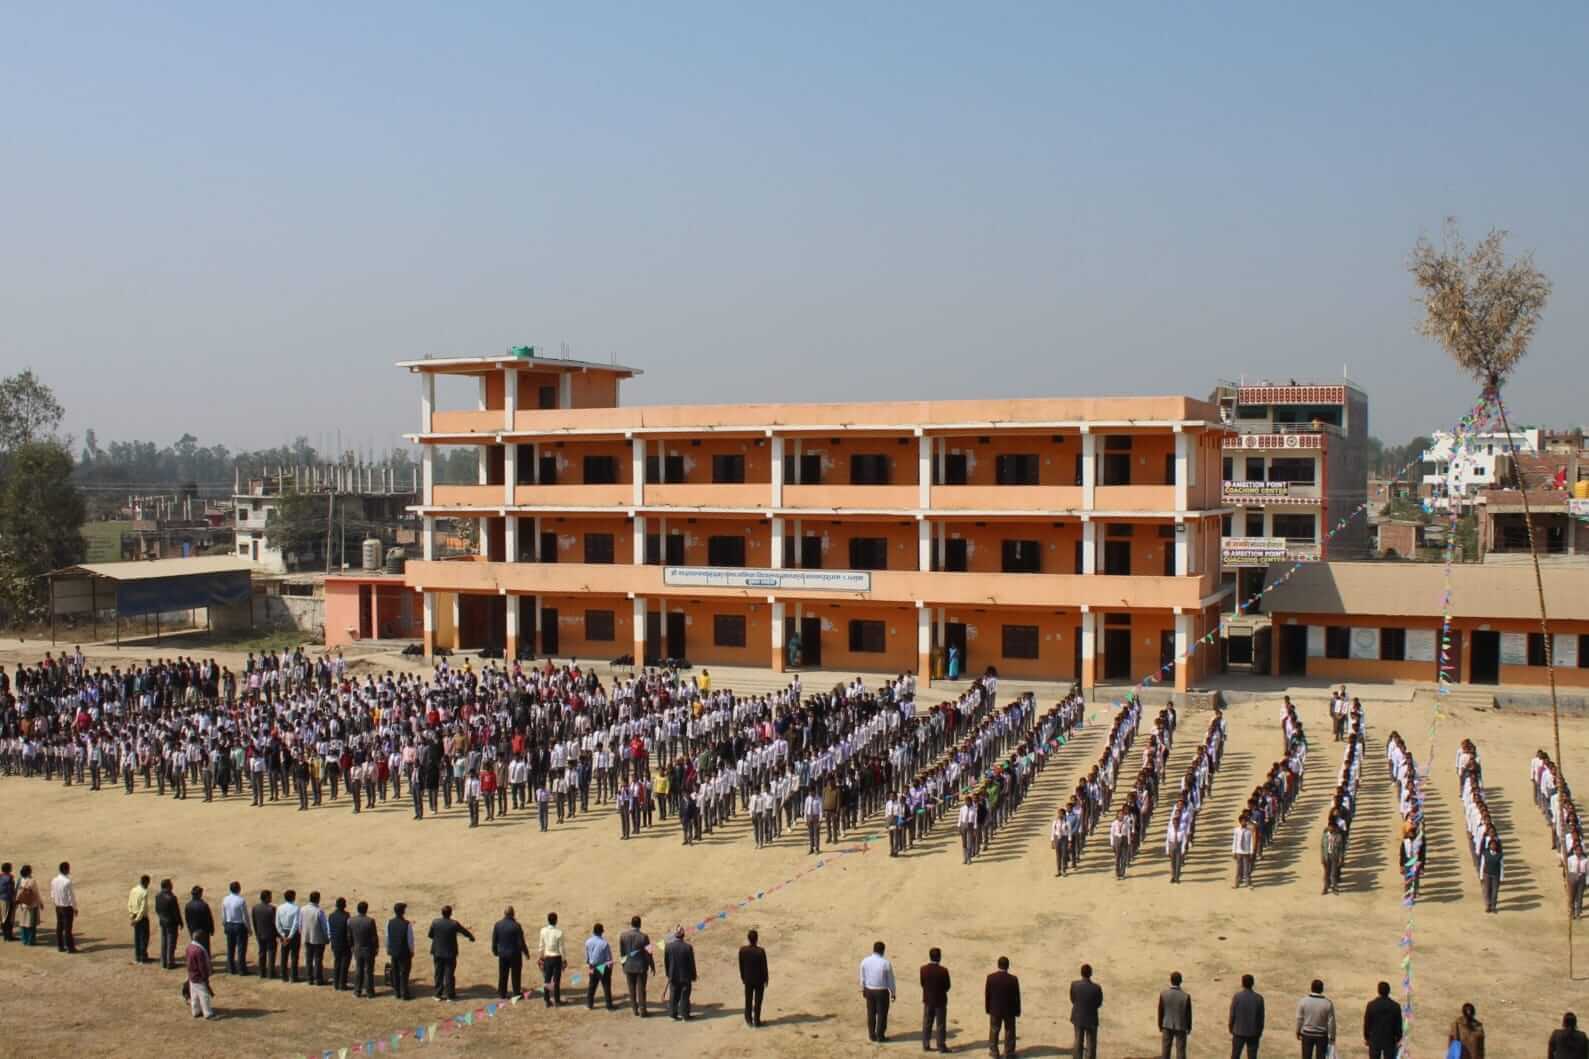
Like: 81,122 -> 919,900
4,2 -> 1586,453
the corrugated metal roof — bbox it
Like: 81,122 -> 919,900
51,557 -> 256,581
1262,560 -> 1589,621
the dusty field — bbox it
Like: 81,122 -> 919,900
0,658 -> 1582,1059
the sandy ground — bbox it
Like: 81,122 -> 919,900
0,652 -> 1583,1059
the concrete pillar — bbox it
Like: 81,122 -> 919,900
1081,429 -> 1097,508
771,600 -> 786,672
633,596 -> 647,664
917,604 -> 932,684
422,516 -> 436,562
505,514 -> 518,563
771,517 -> 785,569
533,517 -> 543,562
423,591 -> 436,658
478,445 -> 488,485
1174,610 -> 1192,692
1174,427 -> 1189,510
632,436 -> 645,506
634,515 -> 647,564
793,440 -> 804,484
504,443 -> 517,505
503,367 -> 517,431
421,373 -> 436,433
421,446 -> 434,506
1080,608 -> 1096,693
917,518 -> 931,572
477,376 -> 487,412
534,595 -> 544,654
530,442 -> 539,485
478,517 -> 489,558
770,434 -> 784,507
505,593 -> 519,661
1174,519 -> 1189,576
936,521 -> 946,571
558,372 -> 572,409
1082,519 -> 1097,574
917,432 -> 931,509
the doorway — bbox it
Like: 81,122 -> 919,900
1442,630 -> 1463,684
789,615 -> 823,667
540,531 -> 558,564
646,611 -> 662,664
1277,624 -> 1307,676
666,611 -> 687,660
1103,628 -> 1132,681
1159,630 -> 1175,678
518,597 -> 536,659
541,608 -> 559,656
1470,630 -> 1500,685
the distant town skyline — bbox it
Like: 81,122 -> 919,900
5,5 -> 1585,451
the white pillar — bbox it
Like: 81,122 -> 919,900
1175,610 -> 1192,688
478,516 -> 490,558
917,432 -> 931,509
421,447 -> 435,506
631,436 -> 645,506
451,593 -> 461,638
917,518 -> 931,572
770,434 -> 784,507
1081,429 -> 1097,508
420,374 -> 435,433
792,519 -> 802,567
1177,521 -> 1195,576
917,603 -> 931,656
936,521 -> 946,570
503,367 -> 517,431
558,372 -> 572,409
771,517 -> 785,569
506,591 -> 519,642
477,445 -> 488,485
423,591 -> 436,634
505,514 -> 518,563
422,516 -> 436,561
1173,427 -> 1189,510
1082,518 -> 1097,574
534,595 -> 544,650
1080,608 -> 1096,688
633,596 -> 647,660
633,515 -> 647,564
533,517 -> 543,561
477,376 -> 488,412
771,600 -> 785,654
793,440 -> 804,484
504,443 -> 517,505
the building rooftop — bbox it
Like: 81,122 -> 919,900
50,556 -> 257,582
1261,559 -> 1589,621
399,353 -> 642,378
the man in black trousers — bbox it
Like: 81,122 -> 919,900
183,884 -> 214,958
619,916 -> 655,1017
349,900 -> 380,998
985,955 -> 1021,1058
920,947 -> 952,1053
428,904 -> 475,1002
251,889 -> 278,980
1069,963 -> 1104,1059
386,902 -> 415,1000
738,928 -> 769,1027
664,927 -> 697,1021
1362,981 -> 1402,1059
328,897 -> 353,991
1228,973 -> 1265,1059
491,906 -> 530,1000
154,879 -> 182,969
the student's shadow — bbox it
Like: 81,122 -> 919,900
761,1011 -> 835,1027
216,1007 -> 280,1020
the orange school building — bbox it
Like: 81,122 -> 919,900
1262,561 -> 1589,688
400,353 -> 1234,691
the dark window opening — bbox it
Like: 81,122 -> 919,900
1380,628 -> 1406,662
1103,540 -> 1131,576
942,452 -> 969,485
995,454 -> 1040,486
850,454 -> 893,485
1101,453 -> 1132,486
1001,539 -> 1041,573
1325,626 -> 1350,659
707,535 -> 747,567
583,455 -> 619,484
713,614 -> 747,648
585,609 -> 615,642
849,537 -> 890,570
1002,625 -> 1039,659
848,620 -> 886,653
711,454 -> 746,484
1528,632 -> 1550,667
584,533 -> 616,564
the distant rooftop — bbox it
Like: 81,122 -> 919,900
398,352 -> 642,378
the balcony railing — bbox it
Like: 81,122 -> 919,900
930,485 -> 1085,511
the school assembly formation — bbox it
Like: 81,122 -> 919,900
2,648 -> 1587,1056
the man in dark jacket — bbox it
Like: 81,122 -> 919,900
1229,974 -> 1265,1059
349,900 -> 379,997
328,897 -> 352,991
386,902 -> 415,1000
428,905 -> 475,1001
1158,971 -> 1192,1059
619,916 -> 656,1017
663,928 -> 697,1021
1069,963 -> 1104,1059
920,947 -> 952,1053
1548,1012 -> 1587,1059
155,879 -> 183,969
183,885 -> 214,957
737,929 -> 769,1027
251,890 -> 278,979
491,906 -> 530,1000
985,956 -> 1021,1058
1363,981 -> 1403,1059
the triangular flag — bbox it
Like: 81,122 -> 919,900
462,1012 -> 474,1026
487,1003 -> 498,1016
427,1023 -> 437,1040
376,1041 -> 388,1054
414,1028 -> 425,1042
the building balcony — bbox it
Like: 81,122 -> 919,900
405,558 -> 1214,610
930,485 -> 1085,511
781,484 -> 920,510
1093,484 -> 1177,511
645,483 -> 771,509
1223,432 -> 1325,451
431,483 -> 504,508
430,409 -> 506,435
514,483 -> 633,507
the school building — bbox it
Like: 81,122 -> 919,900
1261,561 -> 1589,688
398,352 -> 1236,691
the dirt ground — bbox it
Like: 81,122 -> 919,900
0,646 -> 1583,1059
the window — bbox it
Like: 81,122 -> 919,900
848,620 -> 886,653
850,454 -> 892,485
942,452 -> 969,485
1245,512 -> 1265,536
713,614 -> 747,648
707,535 -> 747,567
1222,515 -> 1232,537
645,456 -> 660,484
1101,454 -> 1132,486
943,538 -> 968,572
585,609 -> 615,642
1073,453 -> 1085,486
538,386 -> 557,410
1245,457 -> 1265,481
1103,435 -> 1133,450
995,454 -> 1039,486
782,452 -> 823,484
1580,634 -> 1589,669
1165,453 -> 1176,485
664,533 -> 686,565
711,454 -> 745,484
644,533 -> 660,565
1271,514 -> 1316,541
1268,457 -> 1316,484
798,535 -> 822,569
1074,539 -> 1085,574
1222,457 -> 1233,481
1106,523 -> 1134,537
1527,632 -> 1550,667
538,454 -> 559,485
849,537 -> 890,570
1104,612 -> 1131,626
1380,628 -> 1406,661
583,533 -> 615,564
1002,624 -> 1039,659
583,455 -> 618,484
1103,540 -> 1131,575
1001,539 -> 1041,573
1325,626 -> 1350,659
516,444 -> 535,484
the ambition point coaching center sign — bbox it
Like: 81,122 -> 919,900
1220,537 -> 1289,567
663,566 -> 872,592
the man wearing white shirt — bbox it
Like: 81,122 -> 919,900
804,790 -> 823,854
50,862 -> 78,953
275,889 -> 302,982
859,940 -> 897,1042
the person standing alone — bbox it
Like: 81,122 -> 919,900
738,928 -> 768,1027
1228,974 -> 1265,1059
984,955 -> 1021,1058
860,940 -> 897,1043
50,861 -> 77,953
1069,963 -> 1104,1059
1158,971 -> 1192,1059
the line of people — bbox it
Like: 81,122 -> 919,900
1319,700 -> 1364,895
1456,738 -> 1507,913
1532,749 -> 1587,920
1107,701 -> 1178,880
1386,729 -> 1426,901
1048,696 -> 1141,877
1164,707 -> 1227,884
1230,700 -> 1308,888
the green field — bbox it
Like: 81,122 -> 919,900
81,520 -> 129,563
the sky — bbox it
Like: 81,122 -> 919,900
4,2 -> 1587,455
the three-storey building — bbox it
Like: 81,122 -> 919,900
403,353 -> 1233,691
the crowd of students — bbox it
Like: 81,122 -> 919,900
1387,728 -> 1427,900
1532,750 -> 1587,921
1106,702 -> 1177,881
1163,708 -> 1227,884
1318,701 -> 1365,895
1230,700 -> 1308,888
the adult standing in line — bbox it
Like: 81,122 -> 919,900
491,906 -> 530,1001
539,911 -> 566,1007
1158,971 -> 1192,1059
186,930 -> 219,1020
127,874 -> 152,964
13,865 -> 42,946
184,884 -> 214,958
349,899 -> 380,998
738,928 -> 768,1028
860,940 -> 898,1043
804,786 -> 823,854
1447,1003 -> 1485,1059
920,946 -> 951,1053
428,904 -> 474,1002
0,862 -> 14,942
302,891 -> 329,986
50,861 -> 77,953
664,926 -> 698,1021
251,889 -> 278,979
1362,981 -> 1401,1059
584,922 -> 616,1010
220,881 -> 249,975
1547,1013 -> 1587,1059
328,897 -> 352,991
275,889 -> 302,983
386,901 -> 415,1001
1295,980 -> 1335,1059
984,955 -> 1021,1058
154,879 -> 181,967
1069,963 -> 1104,1059
1228,974 -> 1265,1059
619,915 -> 655,1017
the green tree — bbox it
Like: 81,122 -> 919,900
0,441 -> 86,623
0,370 -> 65,455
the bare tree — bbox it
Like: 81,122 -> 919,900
1409,218 -> 1567,963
